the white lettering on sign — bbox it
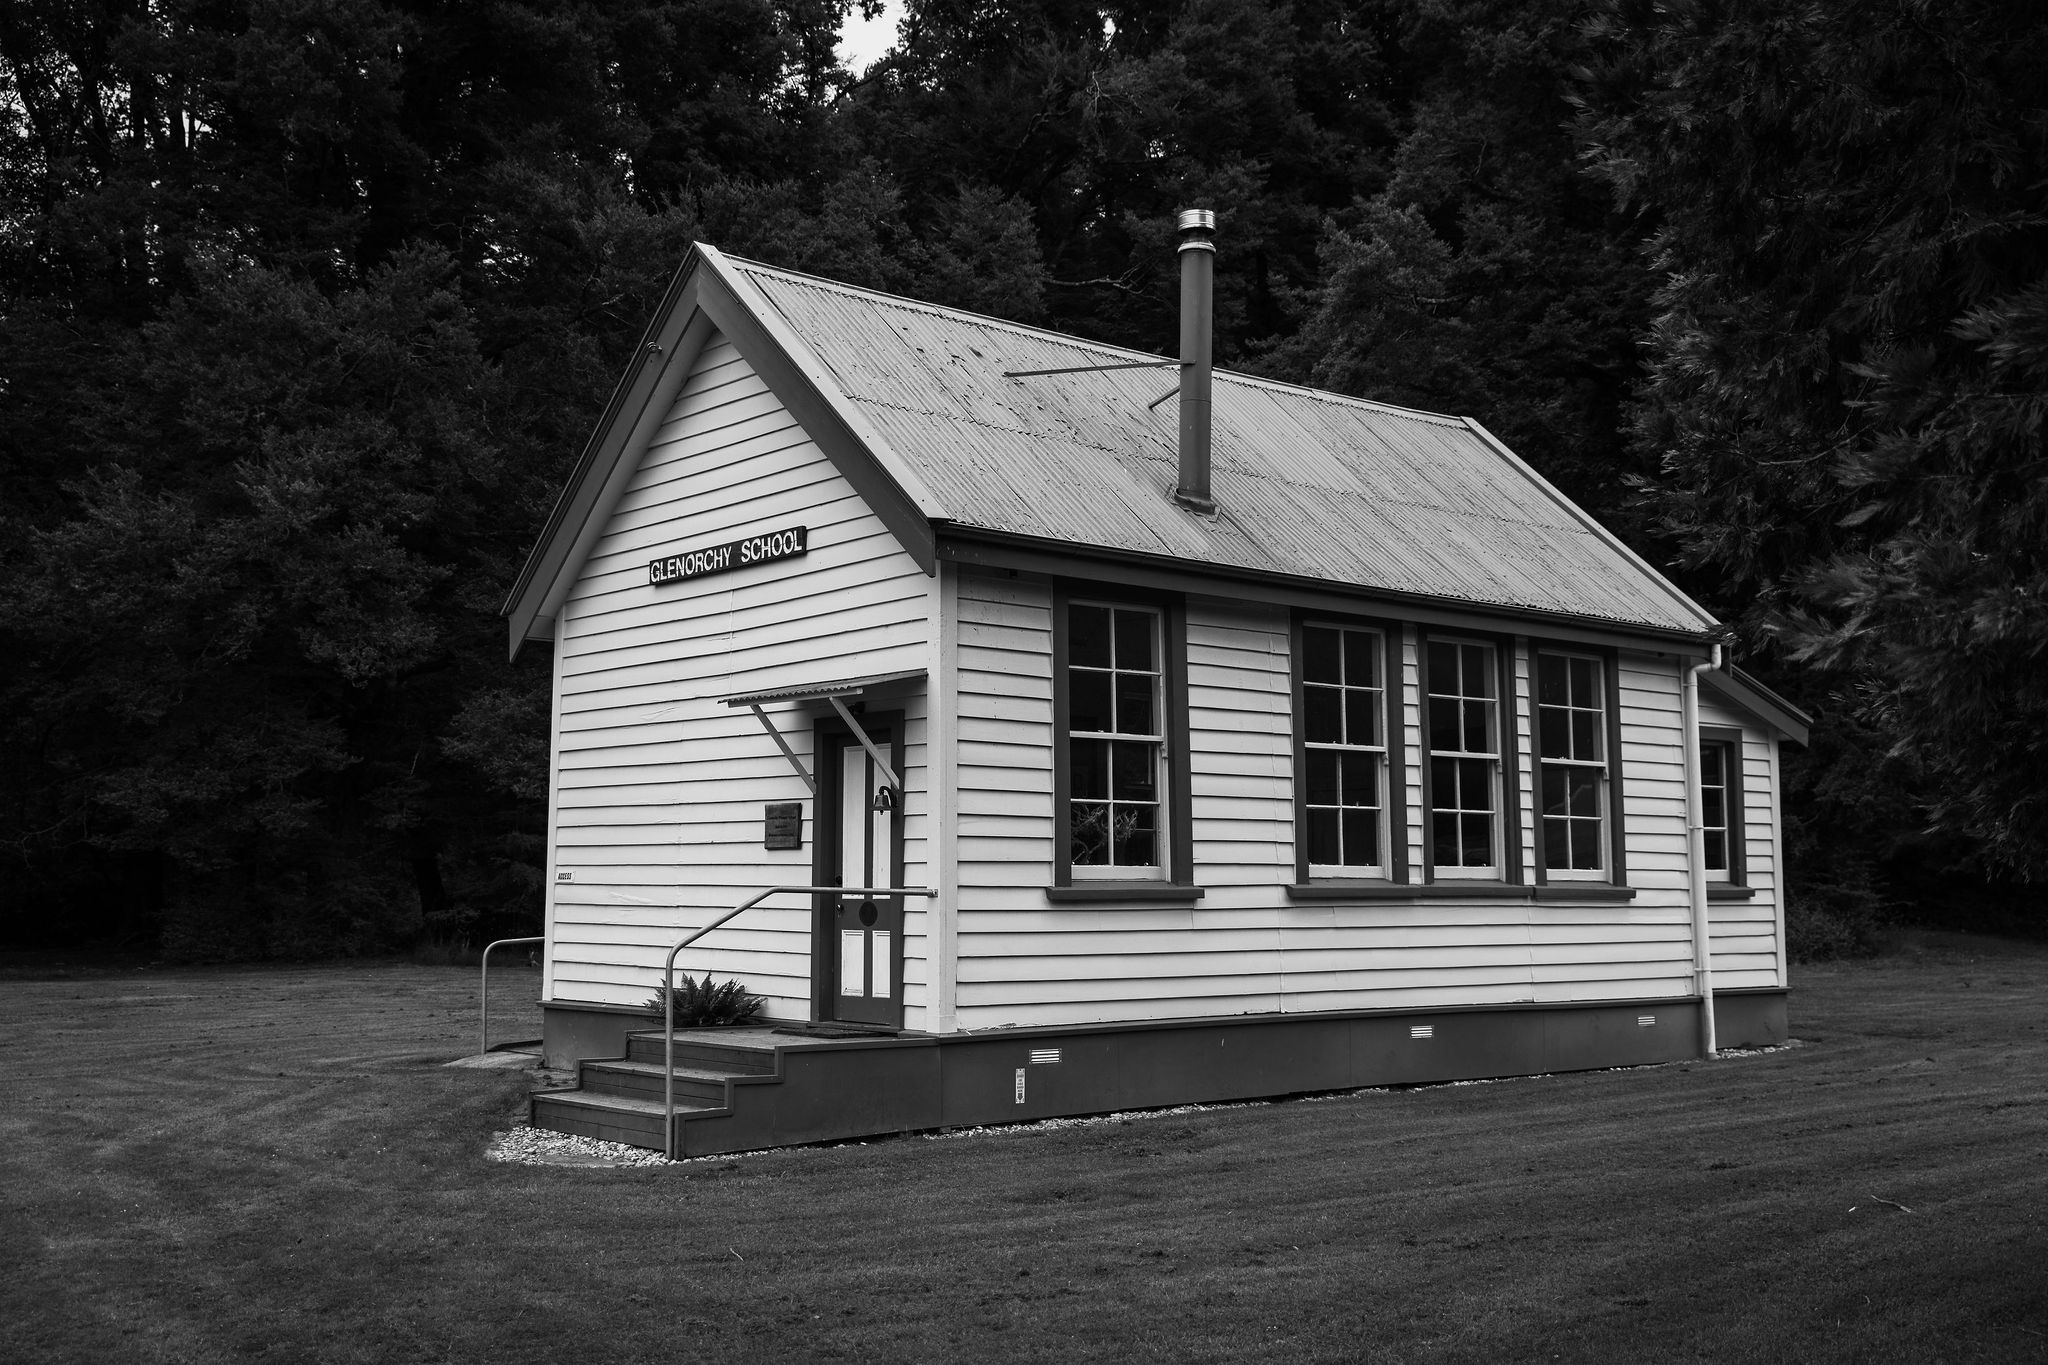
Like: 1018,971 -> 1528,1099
649,525 -> 808,586
1014,1068 -> 1026,1104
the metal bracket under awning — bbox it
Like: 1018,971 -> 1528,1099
721,669 -> 923,795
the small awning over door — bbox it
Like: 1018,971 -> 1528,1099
721,669 -> 924,794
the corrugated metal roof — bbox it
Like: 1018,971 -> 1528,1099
721,257 -> 1713,635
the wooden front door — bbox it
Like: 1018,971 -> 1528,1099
823,726 -> 903,1027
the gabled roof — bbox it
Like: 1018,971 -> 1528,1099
1705,666 -> 1813,745
504,244 -> 1717,657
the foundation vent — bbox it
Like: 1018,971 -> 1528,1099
1410,1025 -> 1435,1040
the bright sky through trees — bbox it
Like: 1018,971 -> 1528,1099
840,2 -> 900,72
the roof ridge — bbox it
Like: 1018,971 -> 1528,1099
724,254 -> 1468,429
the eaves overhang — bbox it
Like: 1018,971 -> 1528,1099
499,245 -> 947,662
500,250 -> 714,660
935,526 -> 1720,651
1704,666 -> 1814,746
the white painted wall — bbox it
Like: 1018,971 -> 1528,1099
1700,691 -> 1786,989
546,331 -> 935,1023
948,569 -> 1722,1028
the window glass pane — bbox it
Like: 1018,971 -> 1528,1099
1571,711 -> 1599,762
1542,767 -> 1570,817
1428,697 -> 1461,752
1700,746 -> 1724,785
1462,699 -> 1489,753
1111,740 -> 1157,801
1306,749 -> 1340,806
1346,688 -> 1379,747
1070,737 -> 1108,800
1569,819 -> 1600,870
1307,808 -> 1341,865
1430,756 -> 1455,804
1342,808 -> 1379,866
1569,770 -> 1600,817
1543,818 -> 1571,870
1340,751 -> 1378,808
1537,654 -> 1567,706
1113,608 -> 1154,671
1462,645 -> 1493,698
1460,814 -> 1492,865
1113,804 -> 1157,865
1303,627 -> 1340,684
1702,783 -> 1725,829
1115,670 -> 1155,736
1069,669 -> 1112,733
1457,758 -> 1491,806
1704,829 -> 1728,871
1539,708 -> 1568,760
1343,631 -> 1377,688
1571,657 -> 1597,707
1304,685 -> 1342,744
1071,803 -> 1109,864
1431,811 -> 1459,867
1069,604 -> 1111,668
1427,641 -> 1457,690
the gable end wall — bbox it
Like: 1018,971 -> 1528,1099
546,331 -> 935,1023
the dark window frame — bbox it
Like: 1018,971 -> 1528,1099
1529,642 -> 1629,888
1699,725 -> 1747,890
1290,611 -> 1408,886
1047,581 -> 1199,903
1417,629 -> 1523,885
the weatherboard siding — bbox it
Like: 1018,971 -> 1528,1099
949,571 -> 1707,1030
1700,691 -> 1785,989
548,332 -> 935,1024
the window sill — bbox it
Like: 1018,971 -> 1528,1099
1707,885 -> 1757,901
1286,882 -> 1638,903
1531,884 -> 1638,903
1289,882 -> 1522,901
1045,883 -> 1205,904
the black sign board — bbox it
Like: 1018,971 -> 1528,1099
649,525 -> 808,586
764,802 -> 804,850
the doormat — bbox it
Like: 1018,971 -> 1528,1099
772,1022 -> 899,1039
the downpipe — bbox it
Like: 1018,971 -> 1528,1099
1681,642 -> 1724,1059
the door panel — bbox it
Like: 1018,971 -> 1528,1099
827,730 -> 902,1026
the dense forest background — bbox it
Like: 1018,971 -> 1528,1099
3,0 -> 2043,959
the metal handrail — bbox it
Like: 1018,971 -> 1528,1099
662,885 -> 938,1158
480,936 -> 546,1057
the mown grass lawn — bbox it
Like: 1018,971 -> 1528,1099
3,938 -> 2044,1365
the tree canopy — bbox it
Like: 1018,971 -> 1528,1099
2,0 -> 2042,955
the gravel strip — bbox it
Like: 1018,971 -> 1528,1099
487,1126 -> 674,1168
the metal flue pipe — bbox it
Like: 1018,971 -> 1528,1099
1174,208 -> 1217,513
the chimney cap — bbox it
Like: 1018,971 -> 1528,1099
1176,208 -> 1216,233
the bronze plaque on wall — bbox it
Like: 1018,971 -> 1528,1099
764,802 -> 803,850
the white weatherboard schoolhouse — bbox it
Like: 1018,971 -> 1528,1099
504,213 -> 1810,1156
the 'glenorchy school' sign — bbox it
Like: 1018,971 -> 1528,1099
648,525 -> 808,586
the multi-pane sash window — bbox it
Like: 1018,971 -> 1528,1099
1301,624 -> 1386,872
1536,652 -> 1608,875
1426,640 -> 1499,872
1066,603 -> 1163,872
1701,741 -> 1733,880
